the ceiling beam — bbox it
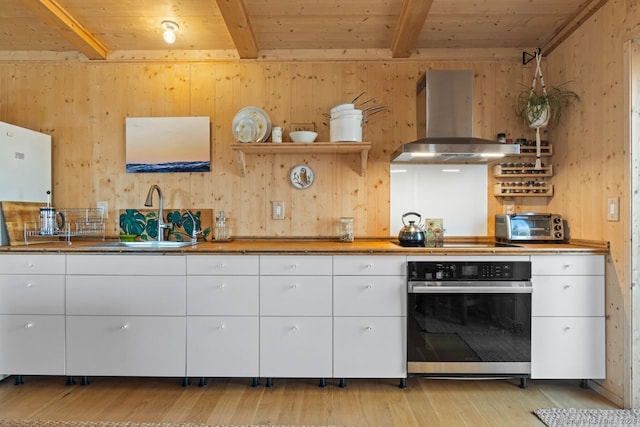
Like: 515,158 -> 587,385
541,0 -> 610,56
215,0 -> 259,59
391,0 -> 433,58
19,0 -> 107,60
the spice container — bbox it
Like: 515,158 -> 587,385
271,126 -> 282,143
339,217 -> 354,242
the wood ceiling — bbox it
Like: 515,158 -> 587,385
0,0 -> 609,61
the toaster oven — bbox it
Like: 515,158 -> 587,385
495,213 -> 566,242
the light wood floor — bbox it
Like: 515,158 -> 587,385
0,376 -> 619,426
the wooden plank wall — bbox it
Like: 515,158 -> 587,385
0,60 -> 541,239
543,0 -> 634,407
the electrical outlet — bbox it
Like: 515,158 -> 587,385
504,201 -> 515,215
608,197 -> 620,221
97,201 -> 108,218
272,201 -> 285,220
291,123 -> 315,132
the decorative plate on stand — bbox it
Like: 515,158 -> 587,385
290,165 -> 314,189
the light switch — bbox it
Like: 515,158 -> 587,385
272,201 -> 284,220
607,197 -> 619,222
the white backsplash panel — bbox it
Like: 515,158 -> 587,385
390,164 -> 488,237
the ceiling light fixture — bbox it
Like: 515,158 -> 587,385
161,20 -> 179,44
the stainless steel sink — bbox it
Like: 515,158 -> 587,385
91,241 -> 199,248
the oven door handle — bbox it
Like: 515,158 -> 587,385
409,282 -> 532,294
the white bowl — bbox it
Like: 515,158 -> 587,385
289,131 -> 318,143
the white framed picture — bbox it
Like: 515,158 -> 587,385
125,116 -> 210,173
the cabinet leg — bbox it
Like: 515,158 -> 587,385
580,379 -> 589,389
66,376 -> 75,386
14,375 -> 24,385
182,377 -> 190,387
339,378 -> 347,388
266,377 -> 273,388
519,377 -> 528,389
198,377 -> 207,388
399,378 -> 407,389
81,376 -> 89,386
319,378 -> 326,388
251,377 -> 259,387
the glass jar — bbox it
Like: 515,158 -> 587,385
339,217 -> 354,242
214,211 -> 229,240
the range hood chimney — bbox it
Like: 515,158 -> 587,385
391,70 -> 519,163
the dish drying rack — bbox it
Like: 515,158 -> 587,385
24,208 -> 105,245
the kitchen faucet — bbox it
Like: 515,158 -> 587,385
144,184 -> 171,241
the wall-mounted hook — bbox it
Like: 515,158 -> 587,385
523,48 -> 542,65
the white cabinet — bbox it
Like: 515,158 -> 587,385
0,255 -> 65,376
66,255 -> 186,377
186,255 -> 259,378
66,316 -> 186,377
531,255 -> 605,379
333,256 -> 407,379
259,256 -> 333,380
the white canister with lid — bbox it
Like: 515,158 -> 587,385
330,109 -> 363,142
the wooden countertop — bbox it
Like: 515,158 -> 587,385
0,238 -> 609,255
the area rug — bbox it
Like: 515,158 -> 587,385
0,422 -> 340,427
534,408 -> 640,426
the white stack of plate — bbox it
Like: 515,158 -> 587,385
232,106 -> 272,143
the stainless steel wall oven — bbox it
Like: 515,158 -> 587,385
407,259 -> 532,386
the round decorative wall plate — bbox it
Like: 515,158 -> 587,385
290,164 -> 314,189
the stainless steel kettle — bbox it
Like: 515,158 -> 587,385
398,212 -> 425,247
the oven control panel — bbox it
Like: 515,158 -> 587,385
408,261 -> 531,281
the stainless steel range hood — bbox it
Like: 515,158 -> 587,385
391,70 -> 519,163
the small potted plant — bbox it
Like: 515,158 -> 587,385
516,83 -> 580,129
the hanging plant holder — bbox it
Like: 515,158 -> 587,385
527,53 -> 547,170
516,52 -> 580,170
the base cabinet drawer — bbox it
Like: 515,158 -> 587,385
531,316 -> 605,379
187,316 -> 259,377
532,275 -> 604,317
0,275 -> 65,314
0,315 -> 65,375
333,276 -> 406,316
333,317 -> 406,378
260,316 -> 332,378
66,316 -> 186,377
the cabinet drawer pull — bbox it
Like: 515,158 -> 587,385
24,323 -> 33,329
289,264 -> 298,270
564,326 -> 572,332
217,263 -> 226,269
121,324 -> 130,330
218,324 -> 226,331
219,283 -> 227,289
291,325 -> 299,332
563,264 -> 572,269
365,263 -> 373,269
26,262 -> 34,268
563,284 -> 572,290
365,284 -> 373,289
291,283 -> 298,289
25,282 -> 33,288
365,326 -> 373,332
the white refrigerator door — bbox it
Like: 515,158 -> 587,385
0,121 -> 52,245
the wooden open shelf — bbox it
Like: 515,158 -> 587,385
493,182 -> 554,197
493,163 -> 553,178
231,142 -> 372,177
